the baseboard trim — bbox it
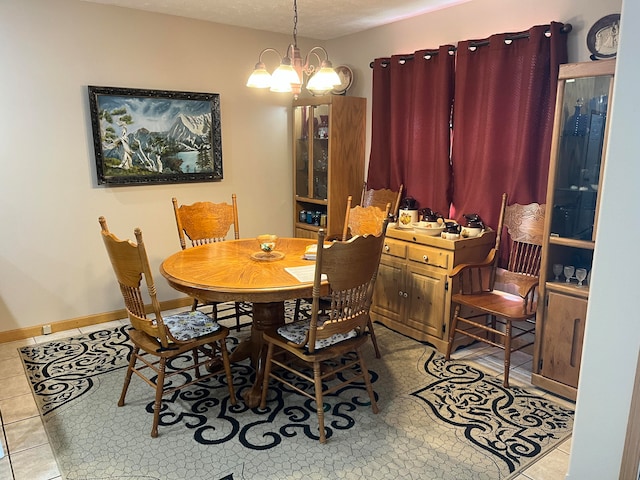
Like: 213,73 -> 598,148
0,297 -> 192,344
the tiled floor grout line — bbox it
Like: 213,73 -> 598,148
0,409 -> 16,480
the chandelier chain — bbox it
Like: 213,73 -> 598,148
293,0 -> 298,47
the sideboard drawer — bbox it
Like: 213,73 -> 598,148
382,239 -> 407,259
408,245 -> 451,269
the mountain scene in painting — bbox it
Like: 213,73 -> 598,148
94,93 -> 222,180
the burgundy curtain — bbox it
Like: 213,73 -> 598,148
367,45 -> 455,215
450,22 -> 568,234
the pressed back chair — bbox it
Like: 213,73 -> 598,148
502,202 -> 546,276
361,182 -> 404,218
294,196 -> 390,358
98,216 -> 236,438
260,226 -> 388,443
444,194 -> 545,387
341,196 -> 390,358
342,194 -> 392,241
172,195 -> 250,330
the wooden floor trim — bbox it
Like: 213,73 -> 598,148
0,297 -> 191,344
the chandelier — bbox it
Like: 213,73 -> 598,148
246,0 -> 341,98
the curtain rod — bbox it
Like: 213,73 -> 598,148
369,23 -> 572,68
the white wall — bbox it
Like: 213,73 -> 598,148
567,0 -> 640,477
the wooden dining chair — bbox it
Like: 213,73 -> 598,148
172,195 -> 251,331
294,196 -> 390,358
341,194 -> 392,241
361,182 -> 403,217
444,193 -> 546,387
260,226 -> 388,443
98,216 -> 236,438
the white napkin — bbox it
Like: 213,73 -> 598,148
285,265 -> 327,283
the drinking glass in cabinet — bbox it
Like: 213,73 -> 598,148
564,265 -> 575,283
553,263 -> 563,281
575,268 -> 588,287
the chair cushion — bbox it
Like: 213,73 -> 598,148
277,318 -> 356,350
163,310 -> 221,341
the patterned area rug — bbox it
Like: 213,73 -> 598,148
19,302 -> 574,480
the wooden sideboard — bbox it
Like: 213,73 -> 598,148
371,227 -> 495,354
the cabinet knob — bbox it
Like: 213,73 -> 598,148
398,290 -> 403,297
384,245 -> 390,252
403,292 -> 408,298
422,255 -> 429,262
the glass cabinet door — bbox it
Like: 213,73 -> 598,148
550,73 -> 613,241
294,105 -> 310,198
312,104 -> 329,200
294,104 -> 329,201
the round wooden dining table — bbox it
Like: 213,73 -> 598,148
160,237 -> 325,408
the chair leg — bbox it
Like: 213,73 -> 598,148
357,346 -> 379,414
445,305 -> 461,360
367,318 -> 381,359
293,298 -> 302,321
191,298 -> 199,311
219,339 -> 236,405
313,361 -> 327,444
151,358 -> 167,438
193,347 -> 201,378
490,314 -> 498,343
503,321 -> 512,388
118,347 -> 139,407
259,341 -> 275,409
234,302 -> 242,331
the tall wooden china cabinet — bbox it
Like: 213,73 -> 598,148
531,60 -> 616,400
293,96 -> 365,239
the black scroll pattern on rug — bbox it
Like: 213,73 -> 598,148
411,351 -> 574,473
20,325 -> 133,414
152,351 -> 377,448
20,320 -> 376,448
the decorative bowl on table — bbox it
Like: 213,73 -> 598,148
412,221 -> 445,236
258,234 -> 277,252
252,234 -> 284,261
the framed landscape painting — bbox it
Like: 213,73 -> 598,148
88,86 -> 223,186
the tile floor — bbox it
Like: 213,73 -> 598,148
0,317 -> 575,480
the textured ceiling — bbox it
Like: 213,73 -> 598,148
80,0 -> 470,40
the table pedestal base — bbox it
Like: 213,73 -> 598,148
229,302 -> 285,408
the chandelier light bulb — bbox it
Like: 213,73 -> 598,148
246,62 -> 272,89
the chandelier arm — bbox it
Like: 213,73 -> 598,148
302,46 -> 330,77
257,47 -> 284,65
